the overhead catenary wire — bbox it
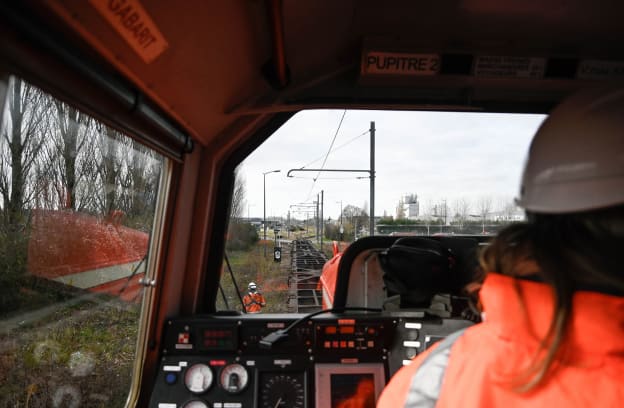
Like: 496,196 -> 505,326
299,129 -> 370,169
290,176 -> 369,180
304,110 -> 347,202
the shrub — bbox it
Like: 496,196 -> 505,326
226,222 -> 259,251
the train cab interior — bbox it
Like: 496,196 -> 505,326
1,1 -> 623,407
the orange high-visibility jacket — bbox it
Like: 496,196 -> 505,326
243,292 -> 266,313
378,273 -> 624,407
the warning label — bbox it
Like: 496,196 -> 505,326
89,0 -> 169,63
473,56 -> 545,79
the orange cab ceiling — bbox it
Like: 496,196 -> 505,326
15,0 -> 624,147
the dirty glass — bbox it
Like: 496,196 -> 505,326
217,110 -> 546,314
0,77 -> 166,407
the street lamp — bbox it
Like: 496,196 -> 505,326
263,169 -> 280,256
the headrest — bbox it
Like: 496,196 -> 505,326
378,237 -> 478,308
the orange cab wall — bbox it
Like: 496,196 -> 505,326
319,241 -> 347,309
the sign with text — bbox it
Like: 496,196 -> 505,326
577,60 -> 624,80
273,247 -> 282,263
89,0 -> 169,63
473,56 -> 545,79
362,51 -> 440,76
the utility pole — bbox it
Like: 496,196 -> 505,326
337,200 -> 343,241
338,200 -> 343,225
370,121 -> 375,236
263,169 -> 280,257
320,190 -> 324,250
315,196 -> 320,244
286,120 -> 376,238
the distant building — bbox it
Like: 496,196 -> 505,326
405,193 -> 419,219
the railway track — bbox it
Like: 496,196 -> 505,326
287,239 -> 327,313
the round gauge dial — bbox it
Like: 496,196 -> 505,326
219,363 -> 249,393
260,372 -> 305,408
184,363 -> 213,394
183,401 -> 209,408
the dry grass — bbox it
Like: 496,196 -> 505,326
0,296 -> 140,407
218,241 -> 292,313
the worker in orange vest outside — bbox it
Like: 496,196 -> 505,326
243,282 -> 266,313
378,88 -> 624,407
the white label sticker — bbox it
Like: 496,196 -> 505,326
274,359 -> 292,366
88,0 -> 169,63
474,56 -> 545,78
577,60 -> 624,79
362,52 -> 441,76
175,344 -> 193,350
267,322 -> 285,329
163,365 -> 182,372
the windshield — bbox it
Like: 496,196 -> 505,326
217,110 -> 546,313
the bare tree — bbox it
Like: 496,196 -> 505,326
0,78 -> 51,227
127,139 -> 161,229
476,196 -> 493,233
500,198 -> 522,222
230,168 -> 246,222
98,126 -> 122,216
452,198 -> 470,229
50,101 -> 92,210
341,204 -> 369,239
0,78 -> 54,296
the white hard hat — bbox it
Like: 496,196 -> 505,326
248,282 -> 257,289
516,87 -> 624,214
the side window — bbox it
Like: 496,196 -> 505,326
0,77 -> 167,406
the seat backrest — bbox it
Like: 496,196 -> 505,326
379,237 -> 479,308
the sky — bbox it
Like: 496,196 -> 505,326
240,110 -> 546,221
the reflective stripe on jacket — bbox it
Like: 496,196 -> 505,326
243,292 -> 266,313
378,273 -> 624,407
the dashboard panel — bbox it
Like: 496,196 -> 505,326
149,312 -> 473,408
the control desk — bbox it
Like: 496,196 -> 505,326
149,312 -> 473,408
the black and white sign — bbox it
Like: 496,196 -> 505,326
473,56 -> 546,79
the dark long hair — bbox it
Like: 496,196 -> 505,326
479,205 -> 624,391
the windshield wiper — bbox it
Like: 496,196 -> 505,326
224,252 -> 246,313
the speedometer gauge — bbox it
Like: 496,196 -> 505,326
184,363 -> 213,394
260,372 -> 305,408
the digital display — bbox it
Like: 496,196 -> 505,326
198,327 -> 237,351
339,326 -> 355,334
204,329 -> 232,338
330,374 -> 375,408
324,326 -> 355,335
314,363 -> 385,408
